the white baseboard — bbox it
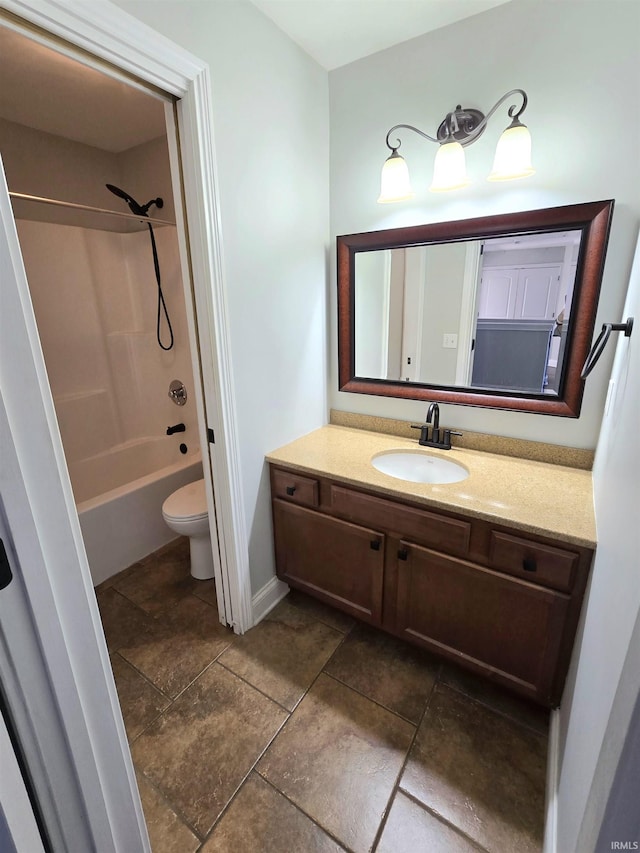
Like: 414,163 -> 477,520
543,708 -> 561,853
251,575 -> 289,626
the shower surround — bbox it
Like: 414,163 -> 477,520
16,216 -> 201,584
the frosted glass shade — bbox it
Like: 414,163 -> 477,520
488,123 -> 535,181
429,141 -> 470,192
377,151 -> 414,203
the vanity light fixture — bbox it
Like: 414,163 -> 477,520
377,88 -> 534,203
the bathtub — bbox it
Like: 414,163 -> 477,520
71,437 -> 203,586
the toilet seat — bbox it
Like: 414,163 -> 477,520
162,479 -> 208,522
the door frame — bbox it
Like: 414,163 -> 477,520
0,0 -> 251,849
455,240 -> 482,385
0,0 -> 252,631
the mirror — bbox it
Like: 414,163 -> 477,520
338,200 -> 614,416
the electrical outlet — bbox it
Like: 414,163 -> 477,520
442,333 -> 458,349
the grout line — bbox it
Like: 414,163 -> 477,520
112,650 -> 174,703
197,623 -> 357,847
396,789 -> 491,853
128,706 -> 166,747
321,670 -> 423,728
162,650 -> 232,703
437,678 -> 549,738
189,588 -> 219,609
369,670 -> 440,853
109,562 -> 545,852
256,772 -> 355,853
215,659 -> 296,715
286,593 -> 357,637
135,765 -> 204,843
196,706 -> 293,847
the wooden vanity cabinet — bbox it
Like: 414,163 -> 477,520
269,464 -> 593,707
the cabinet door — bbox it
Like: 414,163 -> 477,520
395,542 -> 569,704
514,265 -> 562,320
480,265 -> 561,321
273,499 -> 385,624
478,268 -> 518,318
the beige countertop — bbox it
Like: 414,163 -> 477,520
266,425 -> 596,548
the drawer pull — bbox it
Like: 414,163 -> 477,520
398,548 -> 408,561
370,539 -> 381,551
286,486 -> 296,496
523,556 -> 537,573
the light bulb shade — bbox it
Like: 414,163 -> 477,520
429,141 -> 470,192
488,122 -> 535,181
377,151 -> 414,203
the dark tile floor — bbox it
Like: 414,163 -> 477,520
96,538 -> 549,853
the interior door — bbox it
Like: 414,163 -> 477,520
0,155 -> 149,851
0,692 -> 46,853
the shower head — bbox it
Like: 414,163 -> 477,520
106,183 -> 163,217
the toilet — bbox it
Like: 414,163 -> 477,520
162,479 -> 215,580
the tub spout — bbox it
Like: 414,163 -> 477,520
166,423 -> 186,435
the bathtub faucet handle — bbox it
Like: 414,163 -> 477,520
166,423 -> 186,435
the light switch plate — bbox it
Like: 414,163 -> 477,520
443,333 -> 458,349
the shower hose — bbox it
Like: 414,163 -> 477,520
146,221 -> 174,351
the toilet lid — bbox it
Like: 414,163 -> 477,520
162,478 -> 208,521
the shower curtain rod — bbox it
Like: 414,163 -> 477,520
9,191 -> 176,227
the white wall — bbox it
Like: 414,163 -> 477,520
330,0 -> 640,449
0,116 -> 119,209
553,232 -> 640,852
111,0 -> 330,593
355,249 -> 389,376
420,242 -> 467,385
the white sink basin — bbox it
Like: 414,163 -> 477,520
371,450 -> 469,484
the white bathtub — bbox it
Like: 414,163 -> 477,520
71,438 -> 203,586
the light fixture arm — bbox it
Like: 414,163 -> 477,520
383,88 -> 529,152
473,88 -> 529,134
384,123 -> 440,153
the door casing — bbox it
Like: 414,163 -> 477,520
0,0 -> 252,848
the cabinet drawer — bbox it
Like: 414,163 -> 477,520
331,485 -> 470,557
272,468 -> 319,508
489,531 -> 578,592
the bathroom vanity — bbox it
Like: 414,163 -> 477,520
267,426 -> 596,708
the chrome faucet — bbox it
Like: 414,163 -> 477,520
411,402 -> 462,450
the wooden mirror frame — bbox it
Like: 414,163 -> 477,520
337,200 -> 614,417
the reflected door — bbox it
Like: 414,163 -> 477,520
478,268 -> 518,318
515,266 -> 562,320
480,265 -> 561,320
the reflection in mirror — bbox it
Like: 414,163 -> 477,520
338,200 -> 614,417
354,230 -> 581,396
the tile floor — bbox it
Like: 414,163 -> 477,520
96,538 -> 549,853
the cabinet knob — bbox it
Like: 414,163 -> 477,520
522,556 -> 537,572
370,539 -> 381,551
398,548 -> 408,561
286,485 -> 296,496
